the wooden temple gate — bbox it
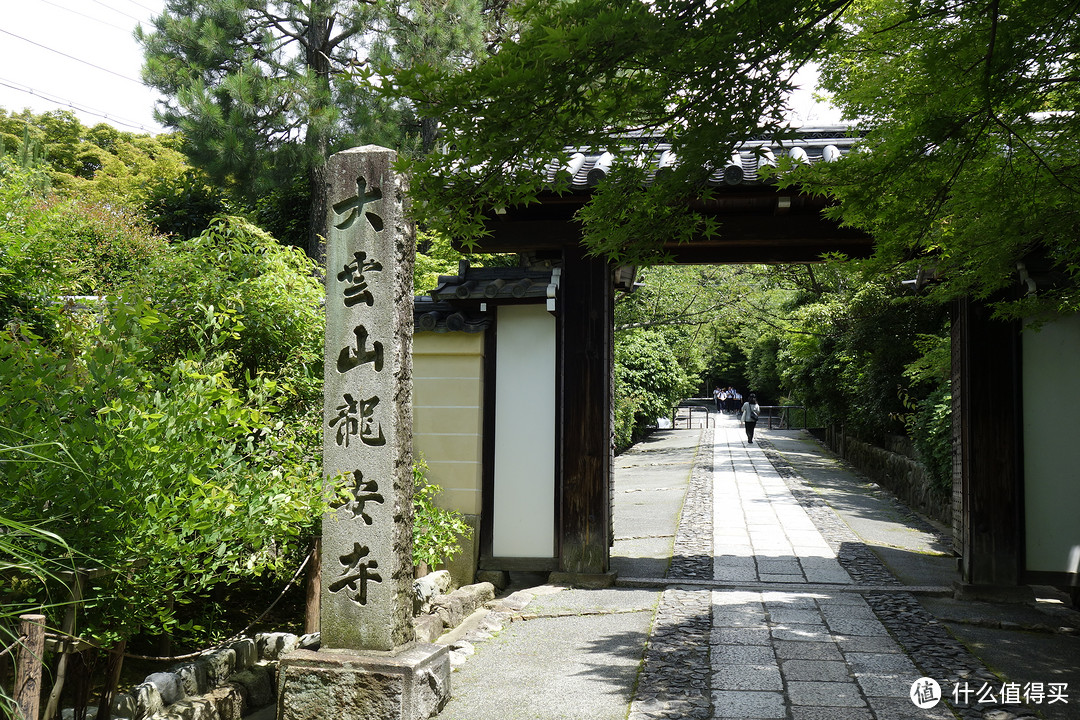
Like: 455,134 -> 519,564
419,128 -> 1076,597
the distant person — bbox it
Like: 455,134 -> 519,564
713,387 -> 722,412
740,393 -> 761,443
729,389 -> 741,414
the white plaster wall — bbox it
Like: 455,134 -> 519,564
492,304 -> 556,557
1023,312 -> 1080,574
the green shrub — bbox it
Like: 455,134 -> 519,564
412,457 -> 472,569
0,296 -> 328,643
908,385 -> 953,495
615,328 -> 695,446
146,216 -> 325,406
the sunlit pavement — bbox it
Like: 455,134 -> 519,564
707,419 -> 951,720
424,417 -> 1077,720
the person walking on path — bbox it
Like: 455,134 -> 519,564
739,392 -> 761,443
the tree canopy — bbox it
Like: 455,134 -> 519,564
395,0 -> 1080,319
139,0 -> 494,258
804,0 -> 1080,319
139,0 -> 381,258
392,0 -> 852,258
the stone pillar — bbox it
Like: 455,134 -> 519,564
320,146 -> 414,652
278,146 -> 450,720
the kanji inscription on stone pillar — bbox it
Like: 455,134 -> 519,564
322,146 -> 414,652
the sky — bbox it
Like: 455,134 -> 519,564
0,0 -> 840,137
0,0 -> 167,133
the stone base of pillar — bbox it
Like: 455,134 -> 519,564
277,644 -> 450,720
548,571 -> 617,589
953,582 -> 1036,604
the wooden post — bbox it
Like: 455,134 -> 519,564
953,297 -> 1024,591
14,614 -> 46,720
303,537 -> 321,635
558,245 -> 612,576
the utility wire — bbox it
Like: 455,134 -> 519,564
117,0 -> 159,15
0,27 -> 145,86
86,0 -> 144,23
0,77 -> 155,132
33,0 -> 133,33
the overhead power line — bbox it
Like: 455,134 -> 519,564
0,77 -> 155,132
0,27 -> 146,86
34,0 -> 133,33
117,0 -> 159,15
86,0 -> 143,23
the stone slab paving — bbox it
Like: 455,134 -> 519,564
705,417 -> 1040,720
709,587 -> 948,720
755,435 -> 1042,720
713,424 -> 851,586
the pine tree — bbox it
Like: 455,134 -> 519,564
139,0 -> 492,261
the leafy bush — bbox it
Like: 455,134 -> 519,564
142,168 -> 232,240
903,332 -> 953,493
615,328 -> 695,448
0,297 -> 328,644
0,161 -> 50,332
1,158 -> 167,304
755,268 -> 949,442
908,385 -> 952,495
0,516 -> 83,716
412,457 -> 472,569
146,216 -> 325,405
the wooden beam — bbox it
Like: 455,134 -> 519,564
476,209 -> 872,263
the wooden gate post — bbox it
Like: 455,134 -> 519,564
14,614 -> 46,720
557,245 -> 613,577
953,297 -> 1026,598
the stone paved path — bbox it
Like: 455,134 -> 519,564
437,418 -> 1063,720
709,421 -> 948,720
630,415 -> 1040,720
713,429 -> 851,586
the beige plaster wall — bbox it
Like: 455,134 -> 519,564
413,331 -> 485,585
413,332 -> 484,512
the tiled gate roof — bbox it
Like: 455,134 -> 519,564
543,127 -> 859,189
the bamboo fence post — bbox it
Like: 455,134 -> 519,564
14,614 -> 46,720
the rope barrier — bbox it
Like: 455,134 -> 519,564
42,547 -> 315,663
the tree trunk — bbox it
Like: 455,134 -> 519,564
420,117 -> 439,154
43,569 -> 83,720
94,640 -> 126,720
307,160 -> 329,267
304,8 -> 334,265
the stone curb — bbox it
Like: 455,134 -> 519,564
413,581 -> 496,643
934,615 -> 1080,636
